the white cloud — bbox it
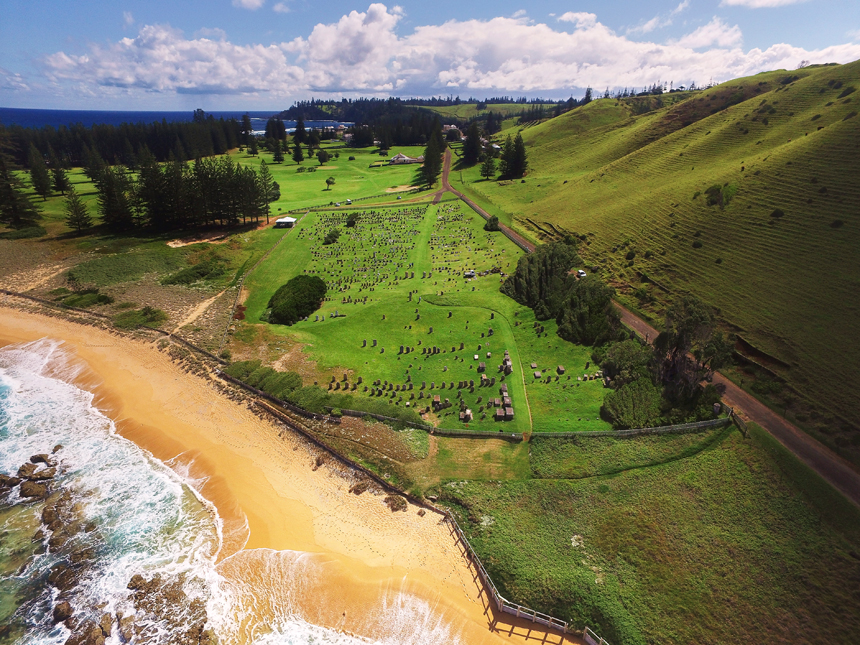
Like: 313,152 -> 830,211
32,3 -> 860,102
0,66 -> 30,91
273,2 -> 290,13
123,11 -> 134,27
511,10 -> 527,19
557,12 -> 597,29
628,15 -> 669,35
232,0 -> 265,10
194,27 -> 228,40
674,17 -> 743,48
720,0 -> 806,7
672,0 -> 691,15
848,29 -> 860,42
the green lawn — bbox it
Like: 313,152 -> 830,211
231,143 -> 433,214
237,198 -> 612,433
442,423 -> 860,645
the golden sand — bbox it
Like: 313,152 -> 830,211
0,305 -> 578,644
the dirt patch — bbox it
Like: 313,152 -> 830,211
166,235 -> 230,248
386,185 -> 418,193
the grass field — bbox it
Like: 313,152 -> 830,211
442,424 -> 860,645
237,199 -> 612,433
231,143 -> 432,214
453,61 -> 860,463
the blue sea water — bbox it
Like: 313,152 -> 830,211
0,339 -> 456,645
0,108 -> 352,135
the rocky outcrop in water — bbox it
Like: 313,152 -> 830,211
125,573 -> 217,644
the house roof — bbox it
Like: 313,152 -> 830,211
275,217 -> 297,223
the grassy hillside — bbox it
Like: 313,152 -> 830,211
412,102 -> 559,121
456,61 -> 860,463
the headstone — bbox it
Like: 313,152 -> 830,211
363,339 -> 367,347
372,339 -> 377,347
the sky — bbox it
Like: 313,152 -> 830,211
1,0 -> 859,111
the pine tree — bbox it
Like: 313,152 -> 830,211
248,137 -> 259,156
420,135 -> 442,187
0,141 -> 40,227
28,145 -> 52,200
511,133 -> 528,178
257,160 -> 275,223
272,139 -> 284,163
480,155 -> 496,180
463,122 -> 482,166
293,118 -> 307,146
498,135 -> 514,178
52,166 -> 71,195
97,167 -> 135,232
241,113 -> 252,148
64,188 -> 92,232
292,144 -> 304,164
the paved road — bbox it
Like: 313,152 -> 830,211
613,301 -> 860,508
440,149 -> 537,252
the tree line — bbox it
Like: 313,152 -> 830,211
501,238 -> 733,427
1,113 -> 241,170
87,155 -> 280,233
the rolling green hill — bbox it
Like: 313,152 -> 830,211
456,61 -> 860,463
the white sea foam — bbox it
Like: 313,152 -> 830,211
0,339 -> 461,645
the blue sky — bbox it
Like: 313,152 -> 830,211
1,0 -> 859,110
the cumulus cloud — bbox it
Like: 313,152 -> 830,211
232,0 -> 265,10
672,1 -> 691,15
720,0 -> 806,7
34,3 -> 860,101
273,2 -> 291,13
43,23 -> 302,94
674,17 -> 743,48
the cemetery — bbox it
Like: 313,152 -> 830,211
241,199 -> 610,433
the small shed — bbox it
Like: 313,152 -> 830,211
274,216 -> 297,228
504,407 -> 515,420
557,365 -> 565,375
494,408 -> 505,421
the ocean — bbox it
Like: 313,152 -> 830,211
0,108 -> 352,135
0,339 -> 454,645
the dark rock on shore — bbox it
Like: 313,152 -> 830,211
29,467 -> 57,481
20,481 -> 48,498
53,601 -> 74,623
0,473 -> 22,487
31,454 -> 57,467
17,463 -> 38,479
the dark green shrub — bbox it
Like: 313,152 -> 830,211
484,216 -> 500,232
0,226 -> 46,240
770,209 -> 785,218
323,228 -> 341,245
625,250 -> 636,261
602,379 -> 663,429
837,86 -> 856,99
692,240 -> 703,249
831,220 -> 844,228
161,257 -> 226,285
266,275 -> 327,326
844,111 -> 857,121
63,290 -> 114,308
113,306 -> 167,330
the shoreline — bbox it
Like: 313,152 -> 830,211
0,305 -> 580,644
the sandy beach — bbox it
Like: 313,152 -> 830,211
0,304 -> 578,644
